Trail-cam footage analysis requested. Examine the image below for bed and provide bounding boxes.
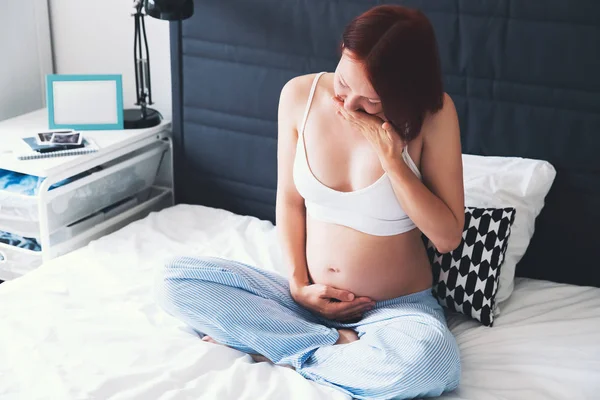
[2,0,600,399]
[0,205,598,399]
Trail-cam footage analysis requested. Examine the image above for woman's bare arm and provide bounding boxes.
[332,93,464,253]
[384,94,465,253]
[275,77,311,292]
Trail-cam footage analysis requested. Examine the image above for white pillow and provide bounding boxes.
[461,154,556,304]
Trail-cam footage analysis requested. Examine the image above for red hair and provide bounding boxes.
[342,5,444,142]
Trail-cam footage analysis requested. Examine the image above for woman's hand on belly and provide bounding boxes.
[291,283,375,322]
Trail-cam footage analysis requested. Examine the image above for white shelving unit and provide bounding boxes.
[0,109,175,280]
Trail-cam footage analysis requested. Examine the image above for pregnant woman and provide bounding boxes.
[157,5,463,400]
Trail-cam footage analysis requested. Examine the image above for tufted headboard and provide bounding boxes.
[169,1,600,288]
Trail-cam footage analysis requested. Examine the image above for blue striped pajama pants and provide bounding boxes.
[156,256,461,400]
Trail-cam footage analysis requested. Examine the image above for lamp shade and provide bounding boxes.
[145,0,194,21]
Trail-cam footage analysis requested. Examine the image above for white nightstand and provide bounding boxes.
[0,109,174,280]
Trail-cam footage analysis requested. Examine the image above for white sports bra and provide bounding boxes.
[293,72,422,236]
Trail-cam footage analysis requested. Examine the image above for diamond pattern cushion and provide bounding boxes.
[424,207,517,326]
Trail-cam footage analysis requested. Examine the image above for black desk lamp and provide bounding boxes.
[124,0,194,129]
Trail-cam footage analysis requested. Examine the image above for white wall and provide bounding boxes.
[48,0,173,121]
[0,0,53,121]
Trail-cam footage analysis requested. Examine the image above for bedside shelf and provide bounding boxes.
[0,109,175,280]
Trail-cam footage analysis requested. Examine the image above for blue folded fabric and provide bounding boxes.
[0,170,41,196]
[0,168,98,196]
[0,230,41,251]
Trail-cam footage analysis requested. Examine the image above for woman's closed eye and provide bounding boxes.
[364,99,382,114]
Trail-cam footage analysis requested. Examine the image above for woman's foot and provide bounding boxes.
[201,335,219,345]
[202,336,273,364]
[335,329,359,345]
[202,330,358,368]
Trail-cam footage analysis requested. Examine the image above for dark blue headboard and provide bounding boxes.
[170,1,600,288]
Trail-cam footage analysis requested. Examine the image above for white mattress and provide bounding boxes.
[1,205,599,400]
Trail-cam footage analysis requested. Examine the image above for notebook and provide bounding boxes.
[17,137,99,160]
[23,136,85,153]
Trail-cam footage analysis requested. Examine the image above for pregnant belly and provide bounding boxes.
[305,217,433,301]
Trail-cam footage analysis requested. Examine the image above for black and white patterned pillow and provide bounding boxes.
[424,207,516,326]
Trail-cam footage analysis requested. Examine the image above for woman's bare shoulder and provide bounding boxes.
[278,74,321,133]
[280,74,319,104]
[421,93,459,142]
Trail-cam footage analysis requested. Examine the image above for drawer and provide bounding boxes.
[0,186,172,280]
[0,141,168,237]
[0,242,42,281]
[49,194,140,245]
[50,186,172,259]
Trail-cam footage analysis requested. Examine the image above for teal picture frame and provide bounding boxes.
[46,74,124,130]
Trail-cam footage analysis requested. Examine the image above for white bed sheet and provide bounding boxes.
[1,205,599,400]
